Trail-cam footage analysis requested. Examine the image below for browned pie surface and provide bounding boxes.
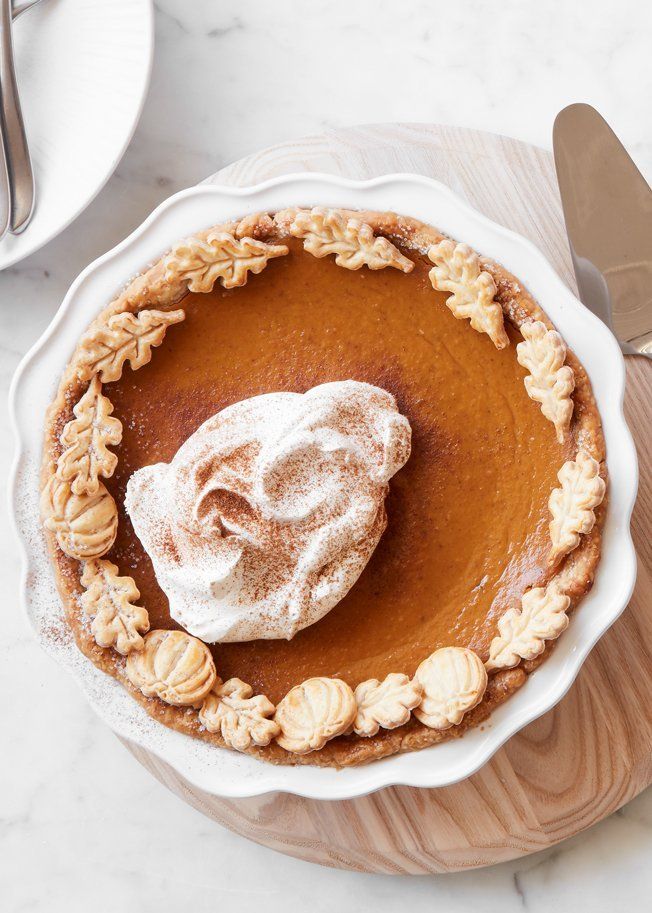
[103,240,572,704]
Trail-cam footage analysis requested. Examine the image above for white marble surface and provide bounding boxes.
[2,1,651,909]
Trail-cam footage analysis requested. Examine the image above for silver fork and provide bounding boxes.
[0,0,45,241]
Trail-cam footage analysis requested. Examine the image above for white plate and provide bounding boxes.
[9,174,638,800]
[0,0,153,269]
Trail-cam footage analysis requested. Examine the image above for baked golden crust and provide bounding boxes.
[290,207,414,272]
[516,320,575,442]
[353,674,423,737]
[199,678,280,751]
[414,647,488,729]
[56,376,122,496]
[40,208,606,767]
[126,629,216,706]
[427,239,509,349]
[80,558,149,655]
[486,581,571,672]
[275,677,357,754]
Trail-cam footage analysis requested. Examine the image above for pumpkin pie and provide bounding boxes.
[40,207,606,767]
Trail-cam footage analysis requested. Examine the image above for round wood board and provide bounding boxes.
[121,124,652,874]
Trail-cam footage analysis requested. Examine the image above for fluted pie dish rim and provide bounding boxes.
[10,174,637,799]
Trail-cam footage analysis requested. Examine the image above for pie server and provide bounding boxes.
[553,103,652,358]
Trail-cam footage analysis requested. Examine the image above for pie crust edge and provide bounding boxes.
[39,208,607,768]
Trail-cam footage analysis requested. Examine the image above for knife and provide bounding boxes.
[553,103,652,358]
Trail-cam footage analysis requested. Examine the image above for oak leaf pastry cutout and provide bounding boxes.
[164,232,289,293]
[126,629,216,707]
[516,320,575,442]
[55,376,122,496]
[80,559,149,655]
[413,647,488,730]
[486,582,571,672]
[428,239,509,349]
[353,673,423,737]
[76,308,185,383]
[290,207,414,272]
[40,476,118,560]
[549,450,606,566]
[199,677,280,752]
[274,676,357,754]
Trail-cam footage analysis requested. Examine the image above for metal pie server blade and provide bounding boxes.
[553,103,652,357]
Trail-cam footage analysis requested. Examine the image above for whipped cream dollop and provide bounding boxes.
[125,380,411,643]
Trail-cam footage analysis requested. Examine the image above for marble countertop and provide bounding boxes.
[3,1,651,909]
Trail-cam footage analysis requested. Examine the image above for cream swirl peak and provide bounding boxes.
[125,381,412,643]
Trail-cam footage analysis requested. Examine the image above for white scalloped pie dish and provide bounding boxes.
[9,174,638,800]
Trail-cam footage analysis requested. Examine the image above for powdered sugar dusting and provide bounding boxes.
[13,446,281,792]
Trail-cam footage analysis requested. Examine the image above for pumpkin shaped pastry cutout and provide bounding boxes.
[414,647,488,730]
[40,475,118,561]
[126,630,216,707]
[275,677,357,754]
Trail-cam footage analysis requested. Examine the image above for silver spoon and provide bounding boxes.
[0,0,44,240]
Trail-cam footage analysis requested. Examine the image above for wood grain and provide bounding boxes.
[122,124,652,874]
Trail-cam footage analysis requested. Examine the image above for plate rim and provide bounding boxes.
[0,0,155,270]
[9,172,639,800]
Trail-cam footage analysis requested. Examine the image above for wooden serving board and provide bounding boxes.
[122,124,652,874]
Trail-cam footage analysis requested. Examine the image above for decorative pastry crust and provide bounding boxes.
[428,240,509,349]
[80,559,149,655]
[126,629,216,707]
[164,232,289,293]
[274,677,357,754]
[55,376,122,496]
[353,673,423,737]
[290,207,414,272]
[75,308,185,383]
[549,450,606,566]
[39,208,606,768]
[40,476,118,560]
[516,320,575,442]
[199,677,280,751]
[413,647,488,730]
[486,582,571,672]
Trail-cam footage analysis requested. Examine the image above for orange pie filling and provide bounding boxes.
[41,209,606,767]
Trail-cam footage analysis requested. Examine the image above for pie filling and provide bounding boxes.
[41,208,606,766]
[105,243,572,701]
